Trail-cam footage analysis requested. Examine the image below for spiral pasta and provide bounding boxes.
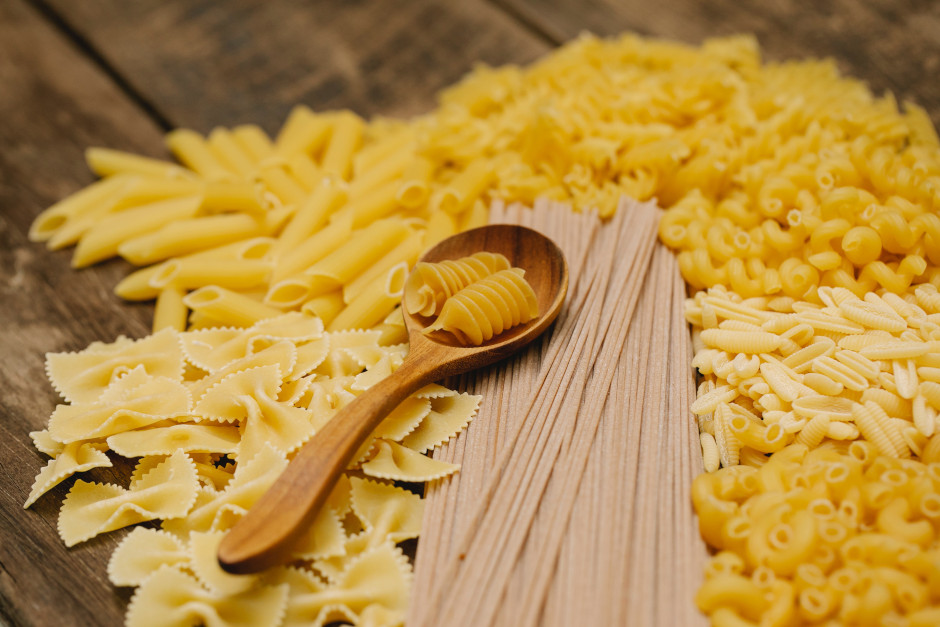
[424,268,539,345]
[404,252,511,317]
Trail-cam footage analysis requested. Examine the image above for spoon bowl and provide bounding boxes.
[218,224,568,574]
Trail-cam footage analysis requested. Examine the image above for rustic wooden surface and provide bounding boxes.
[1,0,938,624]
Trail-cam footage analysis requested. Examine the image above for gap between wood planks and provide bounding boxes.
[29,0,175,131]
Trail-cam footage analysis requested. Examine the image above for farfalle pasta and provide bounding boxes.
[26,313,478,626]
[24,25,940,627]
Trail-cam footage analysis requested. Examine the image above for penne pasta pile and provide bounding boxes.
[24,30,940,627]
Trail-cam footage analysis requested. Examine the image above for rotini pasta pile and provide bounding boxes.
[25,29,940,627]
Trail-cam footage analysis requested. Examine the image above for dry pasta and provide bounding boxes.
[26,316,479,626]
[421,268,539,345]
[24,27,940,627]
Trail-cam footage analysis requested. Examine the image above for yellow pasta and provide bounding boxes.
[404,252,512,317]
[321,110,365,180]
[423,268,538,345]
[183,286,283,327]
[165,128,233,181]
[85,147,192,180]
[118,208,291,266]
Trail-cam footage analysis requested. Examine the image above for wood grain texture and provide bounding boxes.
[219,224,568,574]
[0,1,168,625]
[38,0,551,133]
[496,0,940,125]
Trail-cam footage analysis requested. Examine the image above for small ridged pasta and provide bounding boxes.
[404,252,511,317]
[424,268,539,345]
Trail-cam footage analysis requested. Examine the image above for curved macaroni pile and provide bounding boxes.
[25,29,940,627]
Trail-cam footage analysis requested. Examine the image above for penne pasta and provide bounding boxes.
[117,208,291,266]
[182,286,282,327]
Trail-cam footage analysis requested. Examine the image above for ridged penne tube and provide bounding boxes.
[271,176,347,258]
[207,127,256,178]
[29,175,137,243]
[404,252,512,317]
[153,287,188,333]
[347,142,413,200]
[71,196,202,268]
[700,329,783,354]
[149,258,270,291]
[45,175,141,250]
[286,152,322,191]
[424,269,538,345]
[302,218,410,297]
[353,127,414,177]
[85,147,192,180]
[396,156,435,208]
[264,275,317,310]
[200,182,266,216]
[343,179,401,228]
[270,213,353,283]
[328,262,410,332]
[231,125,276,162]
[182,286,282,328]
[117,208,291,266]
[300,291,345,326]
[433,158,493,214]
[257,165,308,206]
[321,111,364,180]
[166,129,233,181]
[423,211,458,249]
[459,198,489,231]
[109,177,204,211]
[114,238,268,301]
[274,105,332,158]
[344,231,424,304]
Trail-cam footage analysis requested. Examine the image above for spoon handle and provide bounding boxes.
[217,353,437,574]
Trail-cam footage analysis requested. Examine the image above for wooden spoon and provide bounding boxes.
[217,224,568,574]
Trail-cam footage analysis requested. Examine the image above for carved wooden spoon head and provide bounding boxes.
[217,224,566,575]
[401,224,569,376]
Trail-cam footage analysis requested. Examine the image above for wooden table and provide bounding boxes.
[1,1,938,624]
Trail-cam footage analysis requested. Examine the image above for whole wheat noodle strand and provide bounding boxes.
[421,207,659,625]
[515,209,661,624]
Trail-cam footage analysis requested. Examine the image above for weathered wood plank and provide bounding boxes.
[39,0,551,133]
[0,1,168,625]
[495,0,940,124]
